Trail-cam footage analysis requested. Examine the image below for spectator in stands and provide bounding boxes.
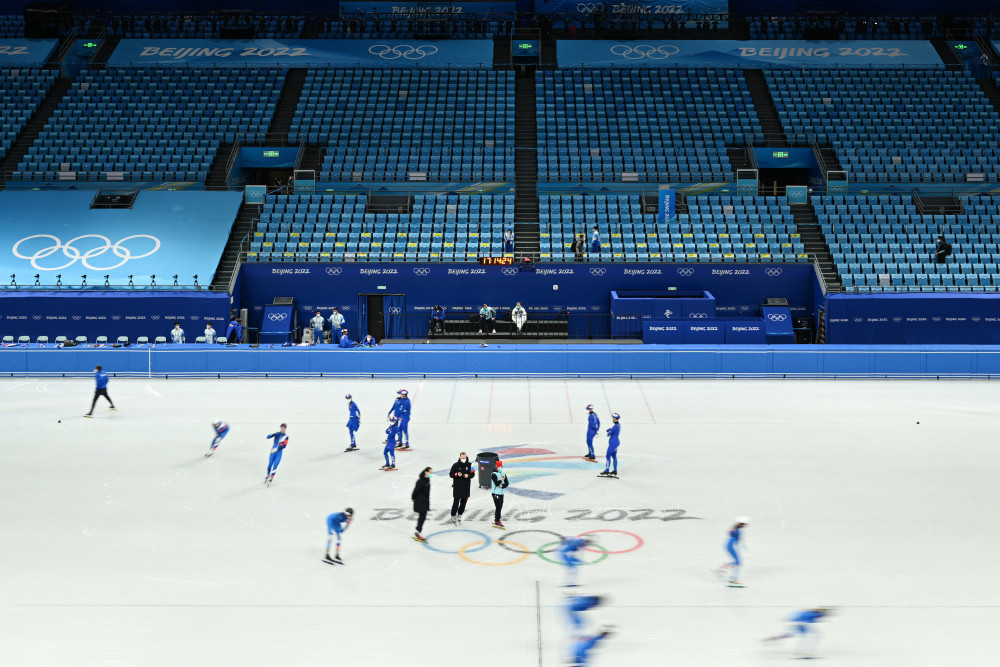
[204,322,216,345]
[591,226,601,255]
[310,310,325,346]
[170,322,185,344]
[935,235,952,264]
[429,305,446,336]
[338,328,357,348]
[329,307,346,334]
[572,234,586,261]
[504,226,514,254]
[479,303,497,335]
[226,315,243,344]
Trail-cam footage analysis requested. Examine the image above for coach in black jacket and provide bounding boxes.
[449,452,474,524]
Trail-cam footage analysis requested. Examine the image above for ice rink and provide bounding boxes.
[2,377,999,666]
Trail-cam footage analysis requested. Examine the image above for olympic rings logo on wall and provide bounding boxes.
[12,234,160,271]
[418,528,644,567]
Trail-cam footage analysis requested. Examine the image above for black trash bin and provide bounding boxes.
[477,451,498,489]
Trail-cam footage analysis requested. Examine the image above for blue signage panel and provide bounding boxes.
[827,293,1000,345]
[556,40,943,68]
[260,304,294,344]
[0,39,58,65]
[244,186,267,205]
[657,186,675,223]
[785,185,809,205]
[108,39,493,68]
[0,191,242,286]
[339,1,518,12]
[538,0,727,14]
[0,291,230,341]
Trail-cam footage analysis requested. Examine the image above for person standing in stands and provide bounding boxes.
[170,322,185,344]
[590,226,601,255]
[204,322,216,344]
[935,235,952,264]
[329,307,346,334]
[478,303,496,335]
[84,365,116,417]
[572,234,586,261]
[226,315,242,344]
[310,310,324,346]
[504,226,514,254]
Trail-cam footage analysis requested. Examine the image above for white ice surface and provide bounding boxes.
[1,378,999,666]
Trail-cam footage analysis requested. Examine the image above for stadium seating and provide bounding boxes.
[539,194,806,261]
[246,193,514,262]
[319,14,513,39]
[0,68,58,160]
[15,68,285,182]
[748,15,939,39]
[767,68,1000,183]
[536,69,761,182]
[292,69,514,182]
[820,195,1000,290]
[0,14,24,37]
[107,14,304,38]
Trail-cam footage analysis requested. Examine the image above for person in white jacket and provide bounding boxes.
[512,302,527,335]
[329,307,346,334]
[170,322,185,344]
[204,322,216,344]
[310,311,325,346]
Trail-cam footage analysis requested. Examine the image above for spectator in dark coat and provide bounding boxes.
[449,452,474,524]
[412,466,432,541]
[571,234,586,261]
[935,235,952,264]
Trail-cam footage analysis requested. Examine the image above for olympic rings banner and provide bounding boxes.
[556,40,943,68]
[538,0,727,14]
[0,190,242,287]
[108,39,493,68]
[0,291,230,341]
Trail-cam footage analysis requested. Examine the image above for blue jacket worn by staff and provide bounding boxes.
[226,319,243,343]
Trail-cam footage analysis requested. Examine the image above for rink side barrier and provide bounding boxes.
[4,344,1000,378]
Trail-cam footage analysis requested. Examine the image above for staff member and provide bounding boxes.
[412,466,432,542]
[329,307,346,333]
[478,303,496,335]
[170,322,185,344]
[449,452,474,525]
[84,365,116,418]
[204,322,217,344]
[310,310,324,346]
[512,302,527,335]
[935,235,952,264]
[226,315,243,344]
[590,226,601,254]
[490,460,509,529]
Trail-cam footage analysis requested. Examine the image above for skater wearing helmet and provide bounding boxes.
[490,460,510,529]
[324,508,354,564]
[584,404,600,461]
[396,389,411,450]
[764,607,835,659]
[716,517,750,587]
[381,417,399,470]
[599,413,621,477]
[345,394,361,451]
[205,419,229,457]
[264,423,289,486]
[387,390,404,447]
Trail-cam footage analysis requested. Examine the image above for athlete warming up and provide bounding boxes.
[599,413,621,477]
[558,536,593,587]
[584,404,600,461]
[264,423,289,486]
[205,419,229,457]
[395,389,411,449]
[380,417,399,470]
[324,508,354,564]
[565,594,614,667]
[715,516,750,587]
[764,608,835,659]
[387,391,403,447]
[83,365,116,417]
[345,394,361,451]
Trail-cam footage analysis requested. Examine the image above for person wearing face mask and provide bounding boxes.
[449,451,474,525]
[411,466,432,542]
[490,460,510,529]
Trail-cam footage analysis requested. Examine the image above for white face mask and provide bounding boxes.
[460,457,467,463]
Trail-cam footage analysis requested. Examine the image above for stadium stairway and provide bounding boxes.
[931,37,963,69]
[791,202,841,291]
[89,37,120,68]
[265,68,307,144]
[816,143,844,173]
[0,75,74,185]
[743,69,787,143]
[513,71,540,261]
[204,143,236,190]
[977,78,1000,116]
[726,145,752,171]
[212,201,259,291]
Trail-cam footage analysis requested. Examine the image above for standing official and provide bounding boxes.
[449,452,474,524]
[310,311,324,345]
[411,467,432,542]
[490,460,510,529]
[204,322,217,344]
[83,365,116,417]
[329,307,346,333]
[170,322,185,344]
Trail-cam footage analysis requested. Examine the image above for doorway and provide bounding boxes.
[358,294,407,341]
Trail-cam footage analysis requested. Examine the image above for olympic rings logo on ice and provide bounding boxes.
[589,267,607,276]
[267,313,288,321]
[418,528,644,567]
[413,267,431,276]
[676,267,695,277]
[11,234,160,271]
[609,44,680,60]
[368,44,439,60]
[325,267,343,276]
[501,267,519,277]
[766,313,787,322]
[576,2,604,13]
[764,267,783,277]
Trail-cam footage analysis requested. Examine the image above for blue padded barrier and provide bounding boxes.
[4,344,1000,378]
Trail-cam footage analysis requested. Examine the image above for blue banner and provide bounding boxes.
[0,191,242,286]
[108,39,493,68]
[0,40,58,65]
[657,187,675,223]
[339,1,517,13]
[827,293,1000,345]
[556,40,943,68]
[261,304,294,344]
[0,291,229,342]
[537,0,727,14]
[239,262,817,339]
